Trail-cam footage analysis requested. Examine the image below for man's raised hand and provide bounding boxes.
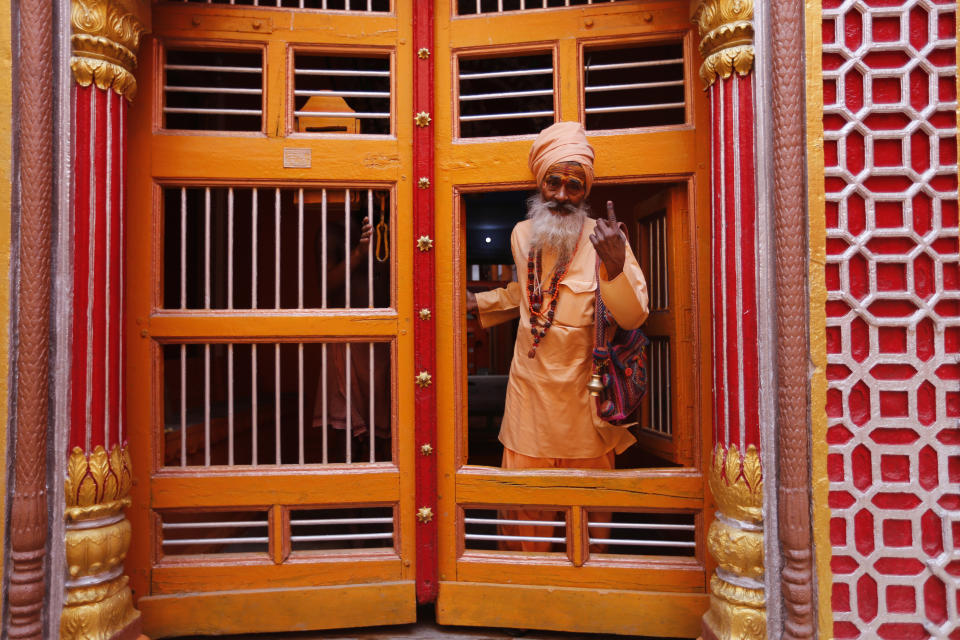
[589,201,627,280]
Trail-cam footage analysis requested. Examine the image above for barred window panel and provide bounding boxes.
[161,341,393,467]
[289,506,395,553]
[456,0,627,15]
[162,186,392,311]
[293,52,392,136]
[586,511,696,557]
[463,507,568,554]
[458,52,555,138]
[159,509,270,557]
[170,0,390,11]
[583,42,686,131]
[163,48,264,132]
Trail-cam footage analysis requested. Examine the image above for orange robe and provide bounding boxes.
[475,218,650,459]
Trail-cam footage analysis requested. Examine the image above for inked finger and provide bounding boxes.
[606,200,617,223]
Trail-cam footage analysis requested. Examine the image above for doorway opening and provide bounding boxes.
[463,182,691,470]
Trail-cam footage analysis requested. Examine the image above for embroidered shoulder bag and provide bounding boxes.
[589,257,650,425]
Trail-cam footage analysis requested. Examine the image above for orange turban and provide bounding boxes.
[528,121,595,195]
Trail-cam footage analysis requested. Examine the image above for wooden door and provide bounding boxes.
[433,2,714,637]
[126,2,417,636]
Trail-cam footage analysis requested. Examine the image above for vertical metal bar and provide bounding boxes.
[228,188,234,309]
[204,187,211,309]
[204,343,211,466]
[298,343,304,465]
[367,190,374,308]
[321,189,327,308]
[275,343,281,464]
[647,220,653,305]
[180,344,186,466]
[661,215,668,306]
[665,340,672,433]
[659,341,666,433]
[344,188,351,308]
[252,343,258,464]
[275,188,281,309]
[497,0,502,12]
[252,188,258,309]
[475,0,480,13]
[658,216,664,307]
[369,342,375,462]
[345,342,352,463]
[298,188,304,309]
[180,188,186,309]
[228,343,235,464]
[321,343,328,463]
[367,0,372,10]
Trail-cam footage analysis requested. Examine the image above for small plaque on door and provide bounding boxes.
[284,148,311,169]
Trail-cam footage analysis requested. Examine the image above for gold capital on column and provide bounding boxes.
[691,0,754,88]
[60,445,141,640]
[71,0,148,101]
[702,444,766,640]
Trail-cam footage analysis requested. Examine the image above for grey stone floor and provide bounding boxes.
[172,607,685,640]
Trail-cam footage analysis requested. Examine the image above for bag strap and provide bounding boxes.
[593,255,608,350]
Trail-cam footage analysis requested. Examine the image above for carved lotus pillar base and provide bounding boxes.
[701,445,766,640]
[61,446,141,640]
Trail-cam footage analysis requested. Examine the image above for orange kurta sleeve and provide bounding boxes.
[475,281,522,329]
[597,243,649,330]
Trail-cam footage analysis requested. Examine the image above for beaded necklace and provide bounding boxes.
[525,229,583,358]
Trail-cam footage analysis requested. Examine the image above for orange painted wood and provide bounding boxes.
[146,314,399,340]
[432,2,714,628]
[148,136,406,182]
[455,557,705,592]
[454,469,704,508]
[445,2,692,50]
[150,468,400,509]
[126,4,419,626]
[139,582,415,637]
[436,581,708,638]
[151,556,403,594]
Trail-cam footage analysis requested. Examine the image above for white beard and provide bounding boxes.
[526,193,589,263]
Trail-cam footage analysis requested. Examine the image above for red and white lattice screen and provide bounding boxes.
[822,0,959,637]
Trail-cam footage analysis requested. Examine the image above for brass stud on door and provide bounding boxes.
[420,443,433,456]
[418,177,431,189]
[418,308,432,320]
[417,236,433,252]
[417,507,433,523]
[418,47,431,59]
[415,371,432,388]
[415,111,432,127]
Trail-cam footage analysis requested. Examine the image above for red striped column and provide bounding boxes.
[710,72,760,452]
[70,84,127,455]
[694,1,766,639]
[61,0,144,637]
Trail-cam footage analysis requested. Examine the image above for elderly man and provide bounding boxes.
[465,122,649,550]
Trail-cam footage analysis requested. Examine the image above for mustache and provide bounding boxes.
[545,200,578,214]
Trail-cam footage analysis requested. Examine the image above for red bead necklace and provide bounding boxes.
[526,232,582,358]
